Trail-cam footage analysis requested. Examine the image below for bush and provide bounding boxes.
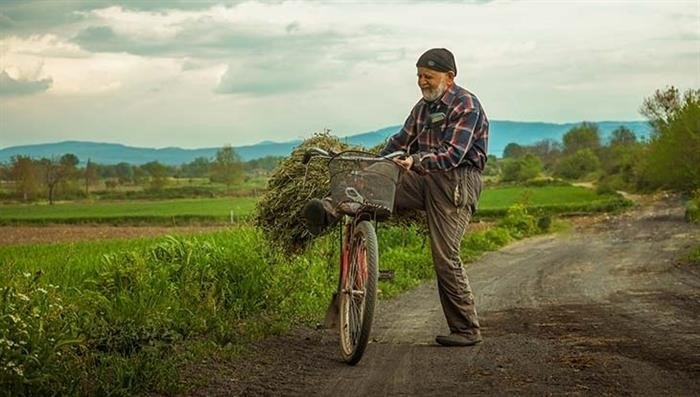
[498,204,538,238]
[554,148,601,180]
[537,215,552,232]
[596,176,619,195]
[500,154,542,183]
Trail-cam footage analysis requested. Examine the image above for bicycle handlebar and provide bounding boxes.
[302,147,406,164]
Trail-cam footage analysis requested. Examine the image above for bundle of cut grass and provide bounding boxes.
[255,131,427,254]
[254,132,355,253]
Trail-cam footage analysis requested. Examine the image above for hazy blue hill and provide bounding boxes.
[0,120,651,165]
[341,120,651,155]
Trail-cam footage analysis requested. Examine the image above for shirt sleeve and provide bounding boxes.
[414,106,479,171]
[379,108,419,156]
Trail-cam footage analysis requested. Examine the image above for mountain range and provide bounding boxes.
[0,120,651,165]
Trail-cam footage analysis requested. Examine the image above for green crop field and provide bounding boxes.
[477,185,630,217]
[480,185,618,209]
[0,197,257,225]
[0,185,629,225]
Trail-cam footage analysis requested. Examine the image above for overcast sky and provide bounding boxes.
[0,0,698,149]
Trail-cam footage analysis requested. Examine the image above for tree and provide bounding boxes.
[182,157,211,178]
[554,149,600,180]
[9,155,40,201]
[141,161,169,191]
[501,154,542,182]
[528,139,562,170]
[211,145,244,187]
[244,156,283,173]
[0,163,8,181]
[41,154,79,204]
[84,159,98,195]
[609,126,637,147]
[640,86,683,132]
[640,86,700,192]
[599,126,639,185]
[115,162,134,185]
[562,122,601,155]
[503,142,526,158]
[483,154,500,177]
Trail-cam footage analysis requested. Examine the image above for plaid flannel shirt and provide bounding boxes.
[380,83,489,172]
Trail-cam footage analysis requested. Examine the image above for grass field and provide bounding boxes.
[0,184,622,395]
[0,185,629,225]
[0,197,257,225]
[477,185,630,217]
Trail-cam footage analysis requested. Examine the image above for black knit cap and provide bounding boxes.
[416,48,457,75]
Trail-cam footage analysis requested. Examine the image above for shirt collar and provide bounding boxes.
[440,83,459,107]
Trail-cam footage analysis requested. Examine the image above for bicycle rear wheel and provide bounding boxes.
[339,220,378,365]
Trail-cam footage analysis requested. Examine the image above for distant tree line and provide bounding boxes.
[485,86,699,194]
[0,146,283,203]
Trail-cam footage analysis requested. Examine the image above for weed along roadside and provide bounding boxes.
[0,199,578,395]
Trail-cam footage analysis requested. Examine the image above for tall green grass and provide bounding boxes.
[1,227,338,395]
[0,202,549,395]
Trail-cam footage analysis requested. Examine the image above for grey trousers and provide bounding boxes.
[394,166,482,336]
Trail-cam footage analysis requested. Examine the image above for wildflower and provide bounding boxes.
[17,293,30,302]
[37,288,48,294]
[23,273,31,278]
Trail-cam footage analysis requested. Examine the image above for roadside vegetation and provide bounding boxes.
[1,204,550,395]
[1,86,697,395]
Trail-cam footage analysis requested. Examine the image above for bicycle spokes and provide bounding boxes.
[342,236,368,352]
[338,221,378,365]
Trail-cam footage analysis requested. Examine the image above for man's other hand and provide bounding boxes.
[394,156,413,171]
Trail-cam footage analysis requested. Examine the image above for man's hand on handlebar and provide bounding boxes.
[393,155,413,171]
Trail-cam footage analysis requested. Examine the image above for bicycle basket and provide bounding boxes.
[328,152,401,215]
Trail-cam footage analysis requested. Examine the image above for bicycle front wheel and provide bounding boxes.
[339,220,378,365]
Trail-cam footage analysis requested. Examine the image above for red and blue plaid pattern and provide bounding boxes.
[381,83,489,172]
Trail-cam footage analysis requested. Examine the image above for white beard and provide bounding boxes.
[421,81,448,102]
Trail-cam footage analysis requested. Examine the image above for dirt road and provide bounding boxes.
[189,197,699,396]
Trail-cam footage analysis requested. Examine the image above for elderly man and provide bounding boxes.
[305,48,488,346]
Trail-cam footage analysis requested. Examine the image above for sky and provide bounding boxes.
[0,0,698,149]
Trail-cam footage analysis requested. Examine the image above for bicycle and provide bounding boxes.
[303,148,405,365]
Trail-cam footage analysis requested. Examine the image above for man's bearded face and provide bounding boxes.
[417,67,452,102]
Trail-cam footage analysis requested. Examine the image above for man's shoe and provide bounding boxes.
[435,333,482,347]
[303,198,338,236]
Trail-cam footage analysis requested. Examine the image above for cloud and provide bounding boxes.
[0,70,52,96]
[2,34,89,58]
[65,2,411,62]
[214,51,346,95]
[0,0,234,33]
[73,25,172,55]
